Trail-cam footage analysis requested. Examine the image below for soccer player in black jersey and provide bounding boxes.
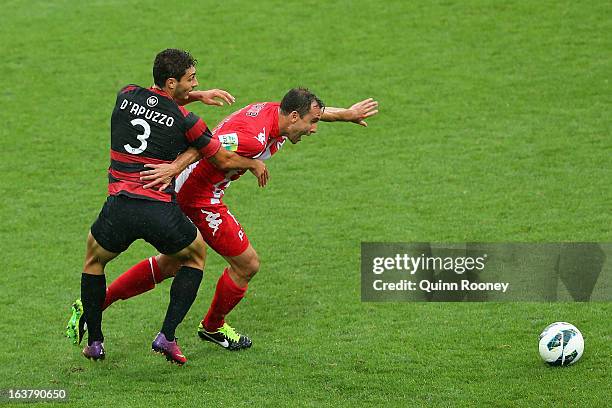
[77,49,268,365]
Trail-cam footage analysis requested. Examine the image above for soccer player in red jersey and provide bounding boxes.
[70,88,377,351]
[73,49,268,365]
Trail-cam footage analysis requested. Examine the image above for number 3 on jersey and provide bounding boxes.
[124,118,150,154]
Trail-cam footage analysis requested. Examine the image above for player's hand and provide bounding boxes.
[140,163,179,191]
[348,98,379,127]
[249,160,269,188]
[190,89,236,106]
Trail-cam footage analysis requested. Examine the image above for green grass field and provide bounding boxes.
[1,0,610,406]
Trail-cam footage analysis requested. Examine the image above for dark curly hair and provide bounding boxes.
[280,88,325,118]
[152,49,197,88]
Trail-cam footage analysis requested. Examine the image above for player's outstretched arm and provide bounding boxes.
[321,98,379,127]
[141,147,201,190]
[177,89,236,106]
[209,149,269,187]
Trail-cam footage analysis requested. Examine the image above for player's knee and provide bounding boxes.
[250,255,260,276]
[156,255,181,280]
[172,237,206,269]
[241,254,260,281]
[188,247,206,268]
[191,235,207,264]
[83,234,110,274]
[83,255,103,274]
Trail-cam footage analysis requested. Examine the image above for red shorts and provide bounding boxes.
[180,204,250,257]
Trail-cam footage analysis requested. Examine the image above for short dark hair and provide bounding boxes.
[280,88,325,117]
[152,48,197,88]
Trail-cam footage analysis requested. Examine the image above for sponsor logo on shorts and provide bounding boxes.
[201,210,222,236]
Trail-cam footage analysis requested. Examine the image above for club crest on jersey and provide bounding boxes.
[218,133,239,152]
[146,96,158,107]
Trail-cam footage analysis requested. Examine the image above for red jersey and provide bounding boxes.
[109,85,221,202]
[177,102,285,206]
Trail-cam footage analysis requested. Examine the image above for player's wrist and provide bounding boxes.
[344,110,359,122]
[185,91,201,104]
[249,161,262,172]
[169,162,183,176]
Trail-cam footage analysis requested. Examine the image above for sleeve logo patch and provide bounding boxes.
[218,133,239,151]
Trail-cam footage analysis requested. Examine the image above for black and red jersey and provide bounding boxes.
[108,85,220,202]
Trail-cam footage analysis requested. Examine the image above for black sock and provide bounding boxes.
[81,273,106,345]
[160,266,203,341]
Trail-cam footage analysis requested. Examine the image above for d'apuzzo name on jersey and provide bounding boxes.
[119,99,174,127]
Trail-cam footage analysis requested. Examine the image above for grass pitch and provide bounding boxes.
[1,1,610,406]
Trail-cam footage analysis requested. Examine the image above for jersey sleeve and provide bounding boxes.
[217,127,266,158]
[184,112,221,158]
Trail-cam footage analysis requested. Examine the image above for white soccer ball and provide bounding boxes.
[538,322,584,366]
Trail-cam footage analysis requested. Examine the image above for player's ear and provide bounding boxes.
[290,111,299,123]
[166,77,177,90]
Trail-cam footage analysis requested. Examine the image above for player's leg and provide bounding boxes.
[204,244,258,328]
[180,204,254,350]
[198,244,258,350]
[74,195,137,360]
[158,231,207,340]
[67,232,119,348]
[146,202,207,365]
[68,254,179,348]
[80,231,120,360]
[102,254,180,310]
[152,234,206,365]
[67,196,132,351]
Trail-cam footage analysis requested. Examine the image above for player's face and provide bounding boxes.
[172,66,198,102]
[286,102,322,144]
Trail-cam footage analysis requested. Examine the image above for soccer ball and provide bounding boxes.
[538,322,584,366]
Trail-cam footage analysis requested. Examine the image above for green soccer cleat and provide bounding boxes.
[66,299,87,345]
[197,322,252,351]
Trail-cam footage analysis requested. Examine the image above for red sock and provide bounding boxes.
[102,257,164,310]
[203,268,247,331]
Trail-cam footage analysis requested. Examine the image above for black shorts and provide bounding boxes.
[90,194,197,255]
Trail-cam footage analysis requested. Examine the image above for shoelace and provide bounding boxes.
[219,324,240,342]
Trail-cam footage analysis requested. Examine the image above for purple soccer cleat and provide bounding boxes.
[82,341,105,361]
[152,332,187,366]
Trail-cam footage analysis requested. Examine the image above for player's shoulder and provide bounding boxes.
[117,85,176,104]
[214,102,278,137]
[242,102,279,118]
[117,84,142,96]
[115,84,162,106]
[177,104,193,118]
[233,102,279,130]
